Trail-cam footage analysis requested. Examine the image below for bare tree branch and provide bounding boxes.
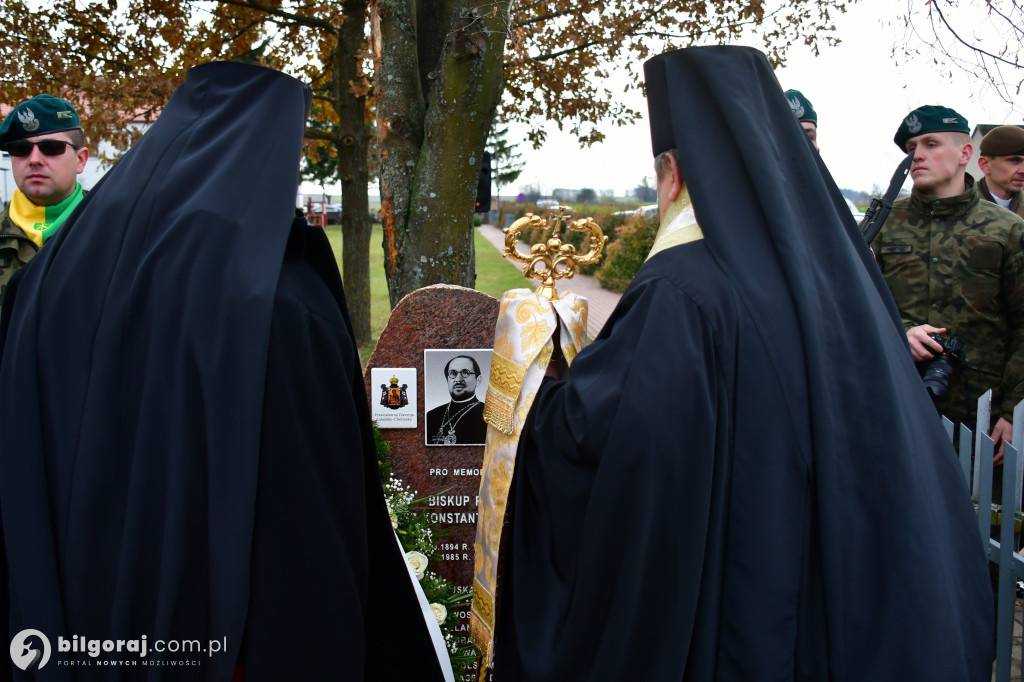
[930,0,1021,68]
[216,0,341,32]
[304,127,339,141]
[527,5,785,62]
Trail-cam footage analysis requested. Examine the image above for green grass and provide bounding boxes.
[323,224,530,357]
[323,224,391,342]
[472,226,535,296]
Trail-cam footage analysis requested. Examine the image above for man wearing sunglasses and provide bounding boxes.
[0,94,89,307]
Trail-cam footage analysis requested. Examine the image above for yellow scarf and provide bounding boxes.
[8,183,84,247]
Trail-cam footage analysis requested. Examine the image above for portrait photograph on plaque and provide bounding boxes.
[424,348,492,446]
[370,367,417,428]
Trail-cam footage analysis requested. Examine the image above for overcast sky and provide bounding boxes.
[506,0,1023,198]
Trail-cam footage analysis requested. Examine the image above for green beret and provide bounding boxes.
[893,105,969,151]
[980,125,1024,157]
[784,89,816,125]
[0,94,81,147]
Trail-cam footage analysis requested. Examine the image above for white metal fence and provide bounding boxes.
[946,390,1023,681]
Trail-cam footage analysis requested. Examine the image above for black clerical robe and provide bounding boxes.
[0,62,445,681]
[492,44,992,682]
[493,238,993,681]
[427,398,487,445]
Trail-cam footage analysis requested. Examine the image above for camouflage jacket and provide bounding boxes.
[875,176,1024,424]
[0,209,39,314]
[978,176,1024,221]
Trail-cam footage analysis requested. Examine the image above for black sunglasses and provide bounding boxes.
[3,139,81,158]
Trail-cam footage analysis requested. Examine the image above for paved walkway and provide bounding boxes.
[477,223,622,340]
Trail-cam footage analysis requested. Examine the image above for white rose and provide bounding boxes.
[405,551,429,580]
[430,603,447,625]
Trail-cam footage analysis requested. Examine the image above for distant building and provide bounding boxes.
[633,185,657,203]
[297,192,341,207]
[967,123,1024,182]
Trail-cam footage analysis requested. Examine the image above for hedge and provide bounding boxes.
[594,210,659,293]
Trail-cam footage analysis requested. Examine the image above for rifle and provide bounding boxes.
[860,152,913,245]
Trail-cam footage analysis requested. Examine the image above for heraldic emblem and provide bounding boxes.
[787,96,804,119]
[380,376,409,409]
[17,108,41,133]
[905,113,922,135]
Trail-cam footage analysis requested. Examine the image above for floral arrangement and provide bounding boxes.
[375,424,478,679]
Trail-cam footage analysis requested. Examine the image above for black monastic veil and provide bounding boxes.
[0,62,446,681]
[493,46,993,681]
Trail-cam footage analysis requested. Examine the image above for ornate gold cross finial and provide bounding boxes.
[502,207,608,300]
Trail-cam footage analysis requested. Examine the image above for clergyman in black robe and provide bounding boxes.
[491,46,993,681]
[426,354,487,445]
[0,62,450,681]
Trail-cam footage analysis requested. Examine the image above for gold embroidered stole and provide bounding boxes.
[472,288,588,677]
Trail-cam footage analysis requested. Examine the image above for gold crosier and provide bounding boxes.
[502,208,608,299]
[472,209,606,681]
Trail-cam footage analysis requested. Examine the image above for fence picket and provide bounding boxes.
[974,390,993,497]
[979,433,996,551]
[997,440,1018,681]
[959,421,973,489]
[951,392,1024,682]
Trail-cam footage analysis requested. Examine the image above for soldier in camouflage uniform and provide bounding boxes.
[0,95,89,310]
[0,217,37,306]
[875,105,1024,463]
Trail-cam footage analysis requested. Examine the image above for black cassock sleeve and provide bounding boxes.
[494,276,733,681]
[242,230,444,681]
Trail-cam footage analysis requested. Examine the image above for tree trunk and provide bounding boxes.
[336,0,372,344]
[372,0,509,307]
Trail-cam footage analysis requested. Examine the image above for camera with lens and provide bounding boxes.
[920,333,968,403]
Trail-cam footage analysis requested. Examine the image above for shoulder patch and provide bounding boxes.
[879,244,913,255]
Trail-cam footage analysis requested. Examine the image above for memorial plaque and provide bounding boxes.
[371,367,417,428]
[365,284,499,589]
[424,349,492,446]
